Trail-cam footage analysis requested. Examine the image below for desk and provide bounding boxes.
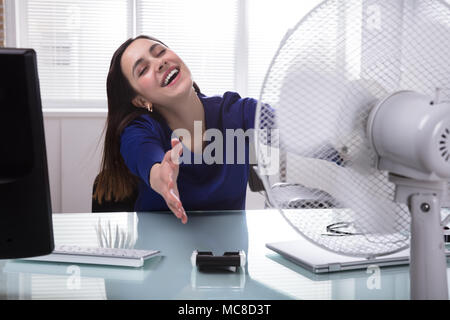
[0,210,447,299]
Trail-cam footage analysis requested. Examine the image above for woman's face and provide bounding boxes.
[121,38,193,108]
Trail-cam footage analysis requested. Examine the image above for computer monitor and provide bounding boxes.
[0,48,54,259]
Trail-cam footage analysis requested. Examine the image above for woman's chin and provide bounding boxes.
[166,78,193,97]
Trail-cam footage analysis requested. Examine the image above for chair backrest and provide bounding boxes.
[248,165,265,192]
[91,174,137,212]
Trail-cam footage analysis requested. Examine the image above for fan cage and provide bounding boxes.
[255,0,450,257]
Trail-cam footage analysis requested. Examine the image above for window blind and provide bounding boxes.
[13,0,321,107]
[136,0,238,97]
[19,0,132,107]
[0,0,4,47]
[247,0,323,99]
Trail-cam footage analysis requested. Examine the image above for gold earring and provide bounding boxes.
[146,103,153,112]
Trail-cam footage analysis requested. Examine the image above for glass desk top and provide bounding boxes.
[0,209,448,300]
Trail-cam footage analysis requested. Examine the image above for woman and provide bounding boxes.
[94,35,257,224]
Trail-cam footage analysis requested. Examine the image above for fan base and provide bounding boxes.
[409,193,448,300]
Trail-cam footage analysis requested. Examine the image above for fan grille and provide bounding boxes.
[256,0,450,257]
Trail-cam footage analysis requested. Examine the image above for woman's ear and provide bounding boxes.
[132,96,153,112]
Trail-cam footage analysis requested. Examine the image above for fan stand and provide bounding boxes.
[389,174,449,300]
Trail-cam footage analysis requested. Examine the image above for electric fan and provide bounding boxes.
[255,0,450,300]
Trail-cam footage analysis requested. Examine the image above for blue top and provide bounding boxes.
[120,91,257,211]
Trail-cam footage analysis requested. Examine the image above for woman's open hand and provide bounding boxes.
[149,138,187,224]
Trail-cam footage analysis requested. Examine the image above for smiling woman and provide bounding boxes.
[94,35,258,223]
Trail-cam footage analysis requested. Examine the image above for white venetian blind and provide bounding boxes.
[247,0,323,99]
[136,0,238,97]
[0,0,4,47]
[21,0,132,107]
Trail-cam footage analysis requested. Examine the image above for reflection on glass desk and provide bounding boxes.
[0,210,449,300]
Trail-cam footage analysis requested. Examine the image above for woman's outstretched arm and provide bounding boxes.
[149,139,187,224]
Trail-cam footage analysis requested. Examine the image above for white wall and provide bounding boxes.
[43,110,107,213]
[43,111,265,213]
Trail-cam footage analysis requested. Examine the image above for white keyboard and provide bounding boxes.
[23,245,160,268]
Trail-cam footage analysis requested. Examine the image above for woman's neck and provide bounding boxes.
[157,88,206,152]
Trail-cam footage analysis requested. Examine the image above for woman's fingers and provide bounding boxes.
[169,188,181,204]
[180,208,188,224]
[158,138,187,224]
[166,187,187,224]
[171,186,188,224]
[170,138,183,165]
[165,189,181,216]
[168,201,183,220]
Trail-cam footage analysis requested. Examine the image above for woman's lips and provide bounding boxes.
[166,69,181,88]
[161,66,180,87]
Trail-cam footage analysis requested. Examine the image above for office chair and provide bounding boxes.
[250,142,338,209]
[248,165,265,192]
[91,173,138,212]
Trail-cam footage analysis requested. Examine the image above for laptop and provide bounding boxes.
[266,237,450,274]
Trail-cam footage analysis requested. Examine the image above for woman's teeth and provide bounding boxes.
[164,68,179,87]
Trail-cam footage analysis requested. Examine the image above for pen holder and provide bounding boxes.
[94,218,137,249]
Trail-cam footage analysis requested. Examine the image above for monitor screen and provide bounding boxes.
[0,48,54,259]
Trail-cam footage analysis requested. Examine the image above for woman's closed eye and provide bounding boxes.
[157,49,166,57]
[138,50,166,77]
[139,66,148,77]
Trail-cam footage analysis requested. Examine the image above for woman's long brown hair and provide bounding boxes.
[93,35,200,204]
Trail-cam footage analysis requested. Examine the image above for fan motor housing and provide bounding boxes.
[367,90,450,181]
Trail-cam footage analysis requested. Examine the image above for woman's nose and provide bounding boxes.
[158,61,167,72]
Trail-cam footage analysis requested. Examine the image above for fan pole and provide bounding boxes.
[409,193,448,300]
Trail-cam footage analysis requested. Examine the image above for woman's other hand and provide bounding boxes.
[150,138,187,224]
